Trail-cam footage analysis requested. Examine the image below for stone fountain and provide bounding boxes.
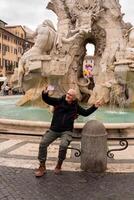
[11,0,134,108]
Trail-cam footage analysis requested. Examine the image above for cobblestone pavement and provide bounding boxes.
[0,134,134,200]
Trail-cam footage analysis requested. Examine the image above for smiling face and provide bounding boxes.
[65,89,76,104]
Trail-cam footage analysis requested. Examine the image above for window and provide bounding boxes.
[18,47,22,54]
[2,45,6,54]
[2,59,5,67]
[14,48,17,54]
[11,46,13,53]
[7,46,10,52]
[4,35,7,40]
[14,39,17,44]
[5,59,8,67]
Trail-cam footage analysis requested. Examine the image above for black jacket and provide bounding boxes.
[42,92,98,132]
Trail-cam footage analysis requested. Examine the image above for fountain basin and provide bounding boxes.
[0,96,134,138]
[0,96,134,123]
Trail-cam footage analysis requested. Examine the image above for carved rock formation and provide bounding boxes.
[12,0,134,107]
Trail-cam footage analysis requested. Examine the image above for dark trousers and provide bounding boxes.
[38,129,72,163]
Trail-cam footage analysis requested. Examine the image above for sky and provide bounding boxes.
[0,0,134,31]
[0,0,134,56]
[0,0,57,30]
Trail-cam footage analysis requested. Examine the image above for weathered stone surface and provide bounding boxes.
[81,120,107,172]
[11,0,134,107]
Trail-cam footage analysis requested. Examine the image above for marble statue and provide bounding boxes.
[17,19,80,91]
[114,27,134,107]
[17,20,57,89]
[12,0,134,108]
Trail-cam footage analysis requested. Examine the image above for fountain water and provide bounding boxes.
[10,0,134,110]
[4,0,134,136]
[0,96,133,123]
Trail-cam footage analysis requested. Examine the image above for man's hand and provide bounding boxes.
[43,85,48,93]
[43,85,55,94]
[47,85,55,91]
[94,98,104,107]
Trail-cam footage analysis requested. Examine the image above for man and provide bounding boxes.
[35,86,102,177]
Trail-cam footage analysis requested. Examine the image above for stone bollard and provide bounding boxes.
[81,120,107,172]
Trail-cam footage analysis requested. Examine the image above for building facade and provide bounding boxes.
[0,20,33,78]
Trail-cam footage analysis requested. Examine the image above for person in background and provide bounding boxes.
[4,83,10,95]
[35,85,103,177]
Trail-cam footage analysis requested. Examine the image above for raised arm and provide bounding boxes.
[42,91,62,106]
[77,104,98,117]
[77,98,104,116]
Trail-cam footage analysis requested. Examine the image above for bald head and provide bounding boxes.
[68,89,76,97]
[65,88,77,103]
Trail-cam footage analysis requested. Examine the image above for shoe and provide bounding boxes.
[54,167,62,175]
[35,165,46,177]
[54,163,62,175]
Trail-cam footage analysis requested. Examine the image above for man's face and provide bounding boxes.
[65,90,75,103]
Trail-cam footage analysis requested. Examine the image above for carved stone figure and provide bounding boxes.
[17,19,80,90]
[17,20,57,89]
[31,20,57,55]
[113,26,134,107]
[77,77,92,96]
[13,0,134,108]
